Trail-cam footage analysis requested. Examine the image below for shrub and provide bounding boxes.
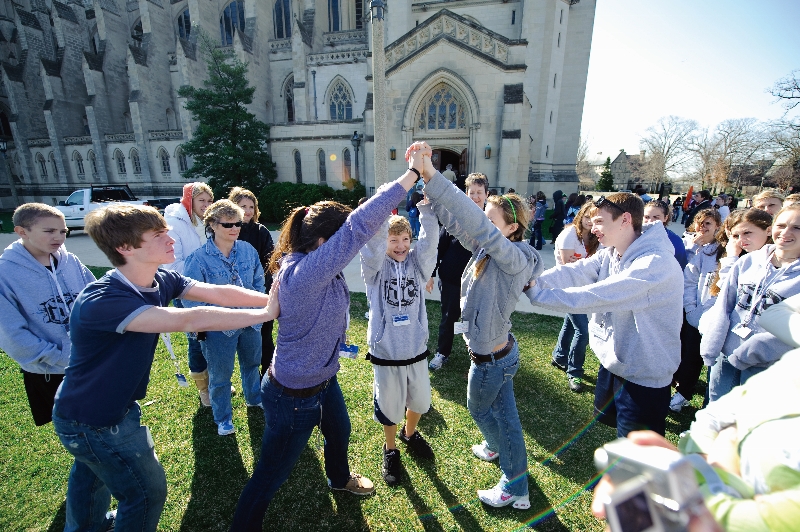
[258,181,366,223]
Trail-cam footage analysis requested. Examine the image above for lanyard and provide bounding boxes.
[743,252,788,326]
[393,260,406,314]
[48,255,71,326]
[114,270,189,387]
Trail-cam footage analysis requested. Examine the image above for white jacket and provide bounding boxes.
[163,203,205,274]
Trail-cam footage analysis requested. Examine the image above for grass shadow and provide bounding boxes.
[178,407,250,532]
[46,500,66,532]
[245,407,266,468]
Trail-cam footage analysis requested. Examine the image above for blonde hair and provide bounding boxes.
[388,215,412,237]
[85,204,167,267]
[752,189,785,204]
[783,193,800,207]
[228,187,260,224]
[203,199,244,239]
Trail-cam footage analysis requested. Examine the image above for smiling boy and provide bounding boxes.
[360,202,438,486]
[0,203,95,426]
[526,193,683,437]
[51,204,277,532]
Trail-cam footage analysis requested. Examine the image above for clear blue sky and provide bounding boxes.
[581,0,800,161]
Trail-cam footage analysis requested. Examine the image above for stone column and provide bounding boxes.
[370,3,388,187]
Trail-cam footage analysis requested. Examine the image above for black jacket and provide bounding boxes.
[684,199,713,229]
[238,221,275,291]
[432,226,472,286]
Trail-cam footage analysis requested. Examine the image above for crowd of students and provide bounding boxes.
[1,140,798,530]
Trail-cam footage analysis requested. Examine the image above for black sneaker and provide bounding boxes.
[399,426,435,459]
[382,445,401,486]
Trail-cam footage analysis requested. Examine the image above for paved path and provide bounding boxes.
[1,220,691,317]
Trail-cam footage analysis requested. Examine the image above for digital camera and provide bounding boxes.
[594,438,704,532]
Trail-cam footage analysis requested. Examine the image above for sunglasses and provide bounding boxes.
[594,196,626,215]
[218,221,243,228]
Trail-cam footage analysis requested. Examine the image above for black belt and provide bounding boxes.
[366,350,430,366]
[268,368,329,398]
[469,334,514,364]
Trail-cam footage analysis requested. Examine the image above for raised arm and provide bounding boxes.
[409,201,439,283]
[360,218,390,285]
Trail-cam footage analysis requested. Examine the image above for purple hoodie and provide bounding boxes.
[272,182,407,388]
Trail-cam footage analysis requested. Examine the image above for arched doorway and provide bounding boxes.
[431,148,466,189]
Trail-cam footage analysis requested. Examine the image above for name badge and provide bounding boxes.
[732,323,752,339]
[393,314,410,327]
[339,343,359,359]
[454,321,469,334]
[589,322,610,341]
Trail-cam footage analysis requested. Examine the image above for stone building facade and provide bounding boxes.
[0,0,595,208]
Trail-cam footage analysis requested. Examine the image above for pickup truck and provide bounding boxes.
[57,184,147,235]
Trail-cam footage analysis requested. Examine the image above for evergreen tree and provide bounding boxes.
[597,157,615,191]
[178,32,276,198]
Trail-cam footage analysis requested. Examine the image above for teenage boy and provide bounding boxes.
[526,193,683,437]
[51,204,277,532]
[0,203,95,426]
[360,204,438,486]
[684,190,713,229]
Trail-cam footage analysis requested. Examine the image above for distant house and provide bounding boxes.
[611,149,646,190]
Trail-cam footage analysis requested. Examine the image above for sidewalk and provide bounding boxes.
[0,228,565,317]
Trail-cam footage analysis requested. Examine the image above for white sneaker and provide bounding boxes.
[471,441,499,462]
[669,392,689,412]
[364,311,370,319]
[477,485,531,509]
[429,353,448,370]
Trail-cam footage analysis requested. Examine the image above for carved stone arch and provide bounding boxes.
[325,75,354,121]
[402,68,480,131]
[282,73,295,123]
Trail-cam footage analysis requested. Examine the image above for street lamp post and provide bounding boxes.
[0,139,20,207]
[351,131,363,182]
[370,0,388,188]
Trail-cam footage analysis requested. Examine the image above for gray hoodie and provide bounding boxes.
[700,245,800,370]
[684,242,720,328]
[0,241,95,374]
[360,203,438,361]
[424,172,543,355]
[526,222,683,388]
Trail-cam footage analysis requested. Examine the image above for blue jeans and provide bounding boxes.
[230,376,352,531]
[52,403,167,532]
[201,328,262,425]
[552,313,588,379]
[173,299,206,373]
[529,219,544,250]
[594,365,670,438]
[467,337,528,496]
[409,215,420,238]
[708,355,742,402]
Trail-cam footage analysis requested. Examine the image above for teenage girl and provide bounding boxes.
[229,146,424,531]
[643,199,687,269]
[701,204,800,402]
[410,141,543,510]
[669,209,721,412]
[552,202,599,392]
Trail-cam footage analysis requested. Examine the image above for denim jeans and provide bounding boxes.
[529,219,544,250]
[467,337,528,497]
[52,403,167,532]
[173,299,207,373]
[552,313,588,379]
[708,355,742,402]
[229,376,352,532]
[409,215,420,238]
[594,365,670,438]
[201,327,262,425]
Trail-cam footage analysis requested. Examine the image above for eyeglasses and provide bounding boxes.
[218,221,243,228]
[594,196,626,215]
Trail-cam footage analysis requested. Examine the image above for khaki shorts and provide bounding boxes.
[373,359,432,426]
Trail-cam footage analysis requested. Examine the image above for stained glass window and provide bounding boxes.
[418,84,467,132]
[329,79,353,121]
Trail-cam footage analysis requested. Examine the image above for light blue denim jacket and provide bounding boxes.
[182,238,265,336]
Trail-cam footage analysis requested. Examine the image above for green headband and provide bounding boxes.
[503,195,517,224]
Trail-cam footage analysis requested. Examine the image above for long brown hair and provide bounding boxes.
[228,187,260,224]
[268,201,352,274]
[474,193,530,278]
[708,208,773,296]
[572,202,600,257]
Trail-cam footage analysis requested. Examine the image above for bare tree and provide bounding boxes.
[769,70,800,113]
[711,118,770,193]
[575,136,596,190]
[767,119,800,191]
[639,116,698,190]
[688,127,720,189]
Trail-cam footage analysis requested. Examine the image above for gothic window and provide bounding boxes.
[177,9,191,40]
[73,152,85,179]
[318,150,327,182]
[355,0,364,30]
[274,0,291,39]
[220,1,245,46]
[49,152,59,178]
[159,148,171,174]
[131,20,143,48]
[176,147,189,173]
[115,149,126,175]
[343,148,351,180]
[284,76,295,123]
[131,149,142,175]
[88,150,98,177]
[417,84,467,132]
[293,150,302,183]
[328,78,353,121]
[0,112,11,137]
[37,153,47,179]
[328,0,340,32]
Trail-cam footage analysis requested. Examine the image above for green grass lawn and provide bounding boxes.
[0,292,701,531]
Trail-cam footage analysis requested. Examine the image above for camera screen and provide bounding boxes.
[615,490,654,532]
